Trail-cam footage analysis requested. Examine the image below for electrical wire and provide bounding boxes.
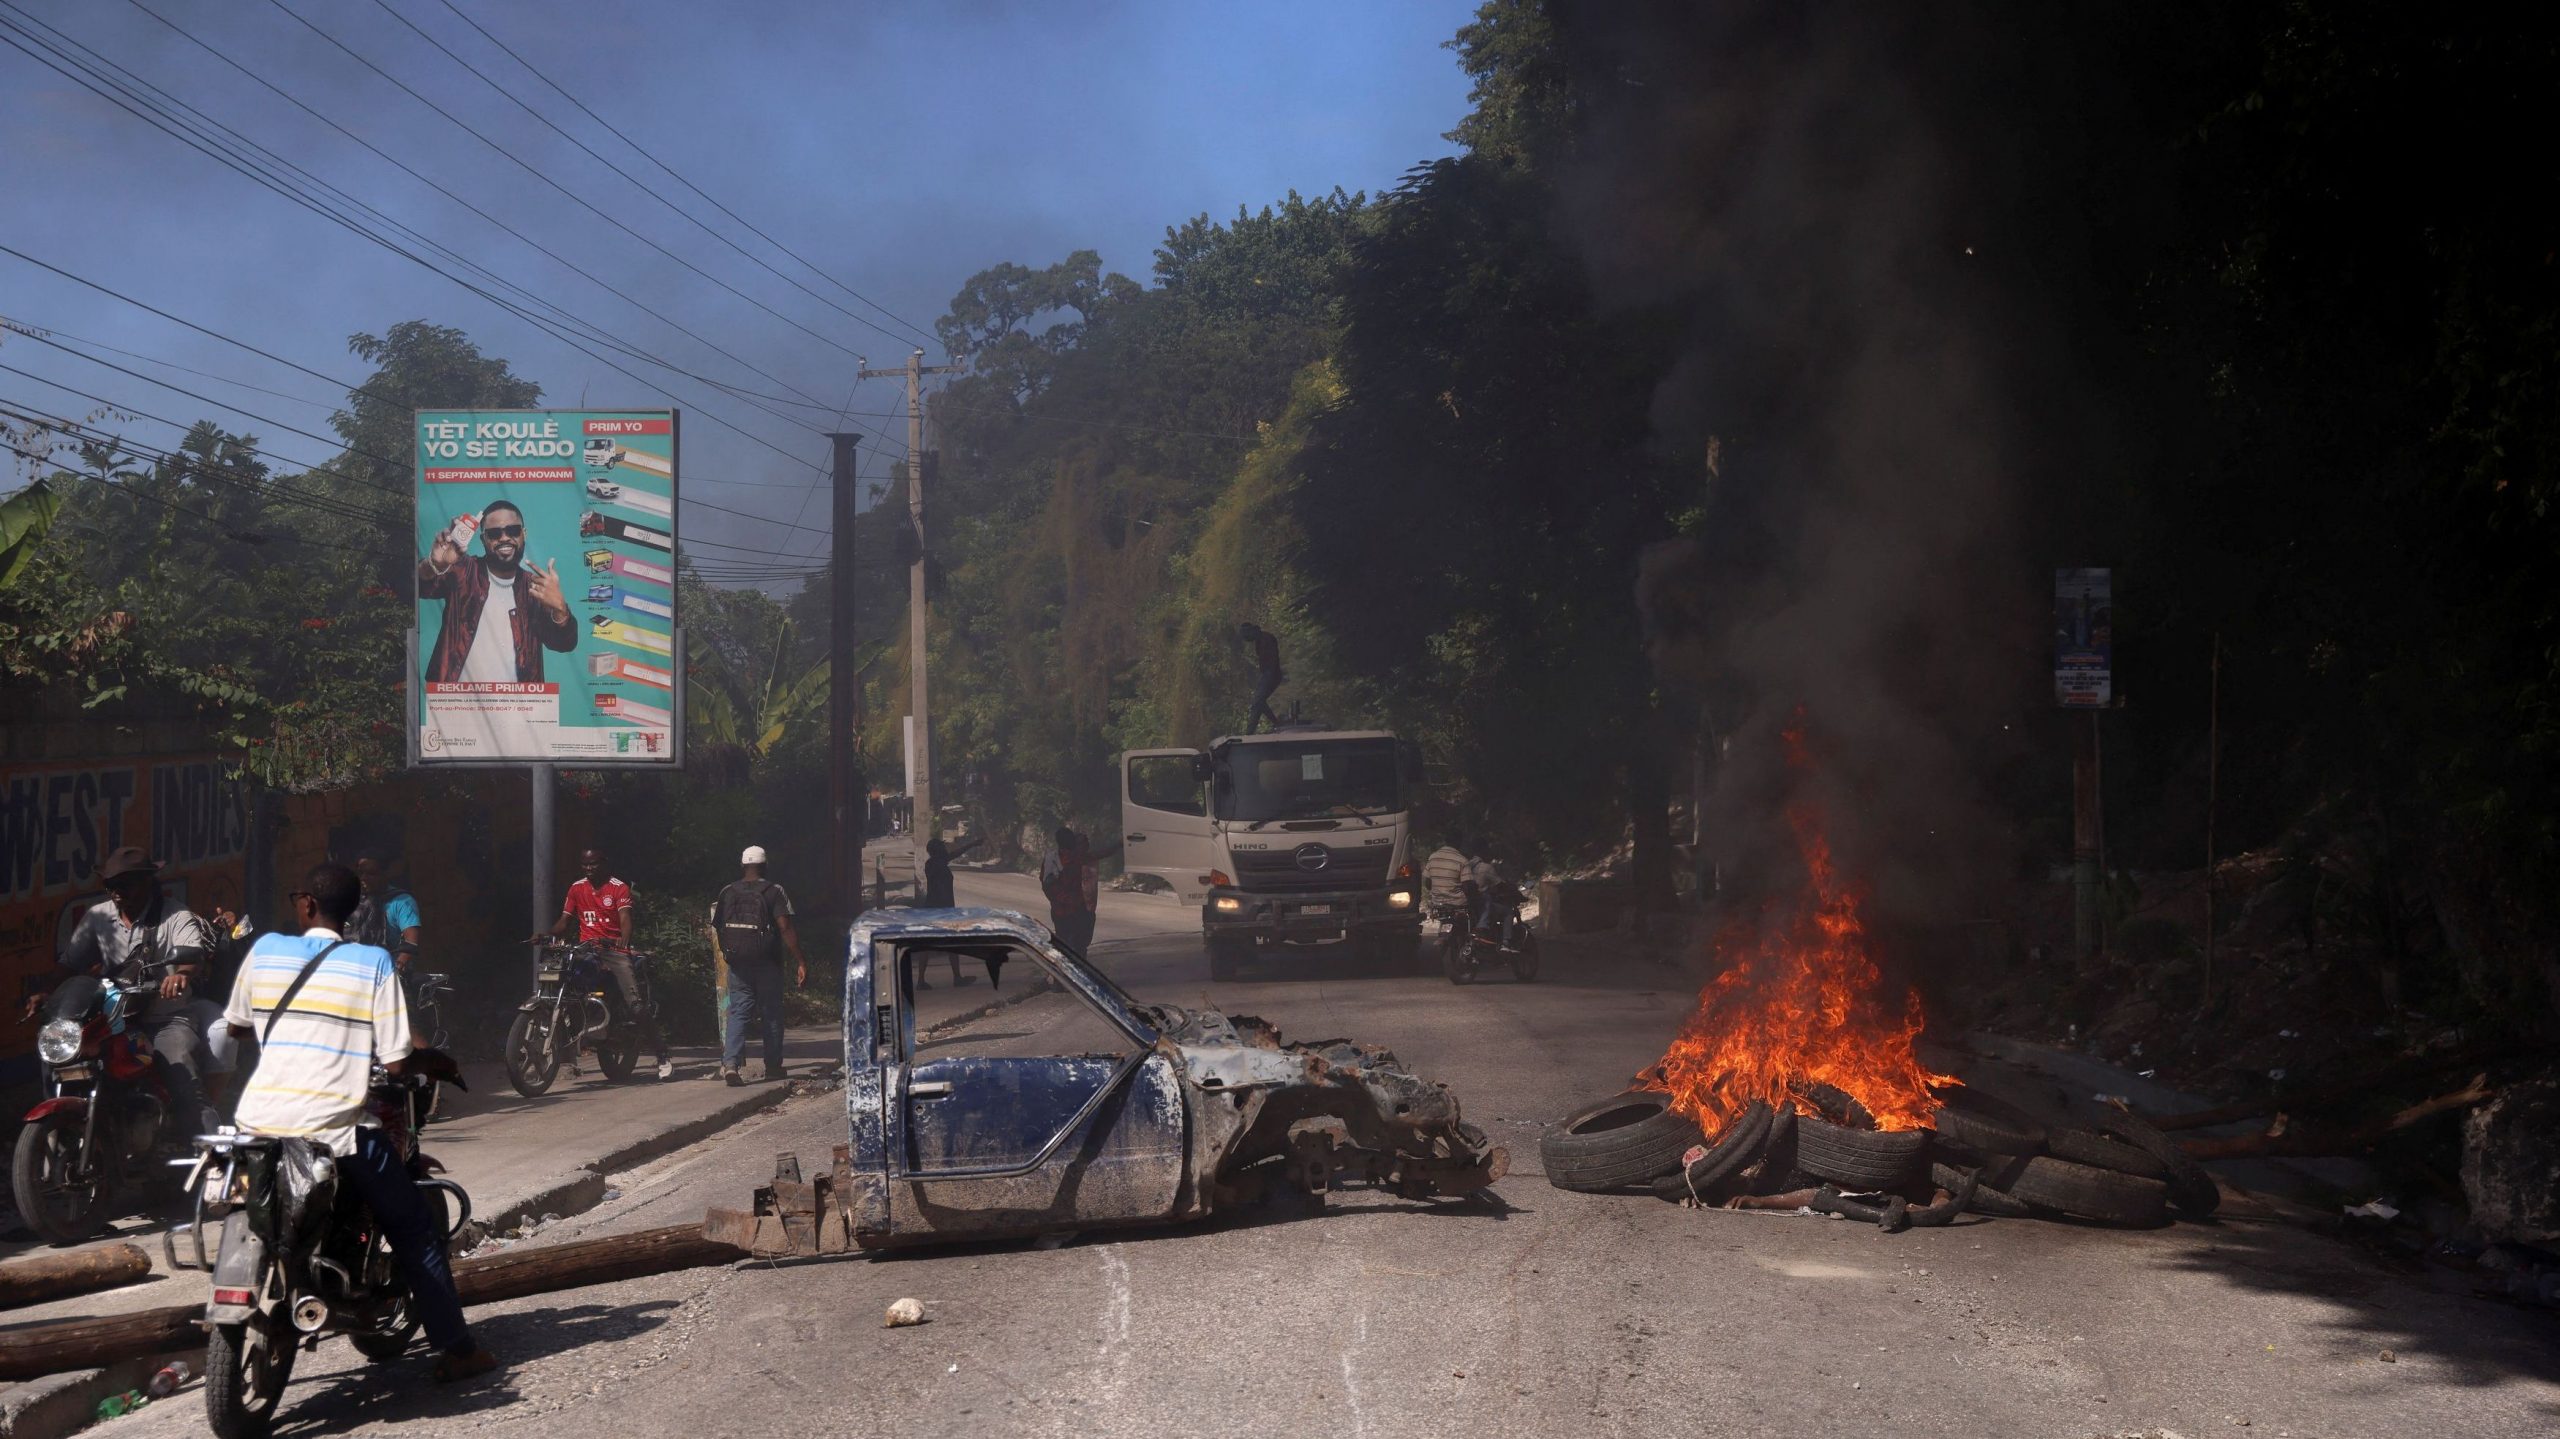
[427,0,941,352]
[2,6,903,475]
[374,0,936,354]
[265,0,872,365]
[0,319,337,412]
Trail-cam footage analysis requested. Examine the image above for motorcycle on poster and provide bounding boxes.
[409,410,681,767]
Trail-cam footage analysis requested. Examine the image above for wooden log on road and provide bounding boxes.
[0,1222,745,1382]
[0,1243,152,1310]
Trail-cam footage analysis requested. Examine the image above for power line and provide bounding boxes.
[1,398,382,543]
[429,0,941,352]
[4,5,903,474]
[95,0,893,453]
[373,0,937,354]
[265,0,873,365]
[0,319,337,412]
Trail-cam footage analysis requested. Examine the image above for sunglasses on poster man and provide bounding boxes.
[482,524,526,540]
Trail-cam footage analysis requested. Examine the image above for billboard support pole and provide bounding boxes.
[2072,713,2100,960]
[530,763,556,983]
[828,431,861,919]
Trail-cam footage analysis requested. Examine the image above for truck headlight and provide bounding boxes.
[1387,891,1414,909]
[38,1018,85,1065]
[1212,896,1243,913]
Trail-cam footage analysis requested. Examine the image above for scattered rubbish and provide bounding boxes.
[2094,1092,2131,1106]
[2268,1068,2287,1082]
[2130,1042,2144,1058]
[2343,1199,2401,1222]
[884,1297,926,1328]
[146,1359,192,1398]
[2139,1069,2158,1079]
[2378,1349,2397,1363]
[1034,1231,1079,1250]
[946,1363,959,1374]
[601,1188,623,1202]
[2278,1029,2299,1039]
[540,1212,562,1225]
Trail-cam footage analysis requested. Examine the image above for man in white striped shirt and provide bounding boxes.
[224,863,496,1382]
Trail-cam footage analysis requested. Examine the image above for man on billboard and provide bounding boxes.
[418,500,575,683]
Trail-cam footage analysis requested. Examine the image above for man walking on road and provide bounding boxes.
[714,846,807,1086]
[1238,621,1285,733]
[348,853,422,972]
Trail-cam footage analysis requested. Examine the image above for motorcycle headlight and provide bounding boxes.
[38,1018,85,1065]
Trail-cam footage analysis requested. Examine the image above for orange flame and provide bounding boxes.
[1639,725,1955,1136]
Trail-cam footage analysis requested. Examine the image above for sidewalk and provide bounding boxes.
[0,1024,842,1437]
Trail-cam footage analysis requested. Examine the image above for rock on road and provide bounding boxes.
[88,885,2560,1439]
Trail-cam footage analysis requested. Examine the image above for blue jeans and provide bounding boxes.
[723,959,784,1072]
[343,1127,471,1356]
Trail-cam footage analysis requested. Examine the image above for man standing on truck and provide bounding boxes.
[1238,622,1285,734]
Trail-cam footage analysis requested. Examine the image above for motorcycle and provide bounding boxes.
[1439,881,1540,985]
[12,964,229,1244]
[405,969,454,1052]
[184,1055,469,1438]
[503,940,657,1098]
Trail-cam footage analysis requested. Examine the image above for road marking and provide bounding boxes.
[1340,1308,1371,1439]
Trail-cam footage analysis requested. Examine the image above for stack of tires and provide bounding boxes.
[1538,1085,2218,1230]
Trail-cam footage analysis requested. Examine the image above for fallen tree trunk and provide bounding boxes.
[0,1243,152,1310]
[2151,1044,2514,1131]
[2178,1076,2494,1160]
[0,1222,744,1382]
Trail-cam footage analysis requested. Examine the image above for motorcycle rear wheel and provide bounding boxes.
[1440,930,1473,985]
[504,1010,560,1097]
[1510,930,1542,983]
[205,1313,297,1439]
[10,1108,112,1245]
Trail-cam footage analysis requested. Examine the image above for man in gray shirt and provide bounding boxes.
[23,846,220,1139]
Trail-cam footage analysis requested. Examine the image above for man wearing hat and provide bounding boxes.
[22,846,222,1140]
[710,845,806,1085]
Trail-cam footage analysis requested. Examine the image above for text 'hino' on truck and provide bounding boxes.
[1120,726,1426,979]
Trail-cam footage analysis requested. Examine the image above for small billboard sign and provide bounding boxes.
[2054,567,2112,708]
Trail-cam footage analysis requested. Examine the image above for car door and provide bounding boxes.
[883,938,1187,1240]
[1122,748,1215,903]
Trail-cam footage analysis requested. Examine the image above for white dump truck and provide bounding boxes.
[1120,727,1425,978]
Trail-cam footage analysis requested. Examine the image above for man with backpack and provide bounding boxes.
[712,845,807,1086]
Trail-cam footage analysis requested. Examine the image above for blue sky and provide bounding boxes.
[0,0,1477,580]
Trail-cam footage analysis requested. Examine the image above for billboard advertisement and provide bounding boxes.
[2054,567,2113,708]
[411,409,681,766]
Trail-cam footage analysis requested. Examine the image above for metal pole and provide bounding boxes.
[827,430,861,916]
[903,351,932,852]
[2202,632,2221,1009]
[529,763,555,983]
[2072,712,2100,961]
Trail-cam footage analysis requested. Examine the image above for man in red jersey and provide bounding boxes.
[539,848,670,1079]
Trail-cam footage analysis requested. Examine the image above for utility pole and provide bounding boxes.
[827,431,860,917]
[859,349,960,860]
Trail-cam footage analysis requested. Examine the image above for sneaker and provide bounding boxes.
[722,1068,743,1087]
[757,1065,784,1084]
[655,1060,675,1081]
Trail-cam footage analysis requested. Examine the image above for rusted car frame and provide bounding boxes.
[705,908,1504,1254]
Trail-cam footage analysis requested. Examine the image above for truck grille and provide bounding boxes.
[1231,843,1393,893]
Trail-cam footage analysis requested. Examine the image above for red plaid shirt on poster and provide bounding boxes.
[565,877,635,945]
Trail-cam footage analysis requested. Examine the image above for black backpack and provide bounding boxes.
[715,879,780,967]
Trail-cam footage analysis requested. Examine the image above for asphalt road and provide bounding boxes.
[93,918,2560,1439]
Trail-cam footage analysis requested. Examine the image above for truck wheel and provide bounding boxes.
[1206,937,1248,982]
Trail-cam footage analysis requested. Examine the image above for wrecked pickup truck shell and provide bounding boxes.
[707,907,1504,1254]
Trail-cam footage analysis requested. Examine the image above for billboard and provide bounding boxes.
[411,409,681,766]
[2054,567,2113,708]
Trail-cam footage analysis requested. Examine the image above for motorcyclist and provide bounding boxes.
[22,846,221,1141]
[1466,855,1508,938]
[538,848,671,1080]
[223,862,498,1383]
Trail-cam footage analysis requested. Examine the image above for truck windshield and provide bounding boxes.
[1213,738,1400,822]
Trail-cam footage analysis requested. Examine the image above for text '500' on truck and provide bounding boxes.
[1120,728,1425,979]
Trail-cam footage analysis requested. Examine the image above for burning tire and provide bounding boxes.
[1792,1111,1928,1190]
[2046,1127,2170,1181]
[1928,1087,2046,1158]
[1649,1100,1774,1203]
[2096,1111,2220,1218]
[1541,1091,1703,1192]
[1990,1155,2170,1227]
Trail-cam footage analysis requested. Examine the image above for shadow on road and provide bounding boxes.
[268,1298,679,1436]
[2154,1213,2560,1411]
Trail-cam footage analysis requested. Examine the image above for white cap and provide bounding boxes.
[740,845,767,865]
